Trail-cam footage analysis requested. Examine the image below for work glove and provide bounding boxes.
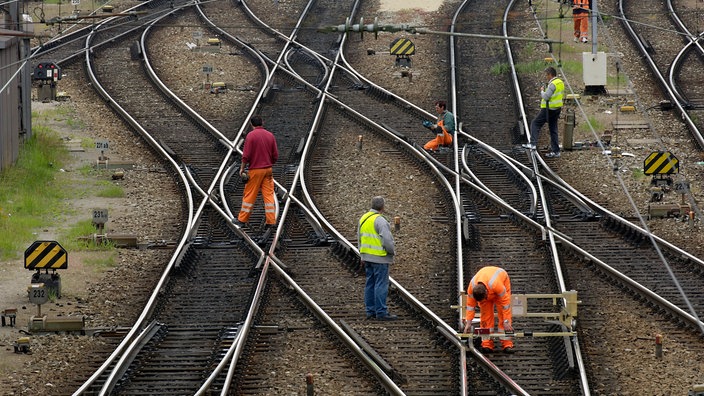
[503,319,514,333]
[422,120,432,128]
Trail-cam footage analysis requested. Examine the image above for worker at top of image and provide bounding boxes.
[423,100,455,151]
[463,266,514,354]
[358,196,398,321]
[237,115,279,227]
[522,66,564,158]
[572,0,591,43]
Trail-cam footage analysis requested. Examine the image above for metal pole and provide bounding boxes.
[591,0,598,54]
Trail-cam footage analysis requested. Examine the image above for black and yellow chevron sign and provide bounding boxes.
[389,38,415,56]
[24,241,68,270]
[644,151,679,175]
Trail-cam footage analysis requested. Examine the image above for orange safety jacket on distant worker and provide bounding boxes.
[423,111,454,150]
[573,0,590,41]
[465,266,513,349]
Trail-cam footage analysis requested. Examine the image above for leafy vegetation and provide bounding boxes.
[0,125,69,259]
[0,107,117,260]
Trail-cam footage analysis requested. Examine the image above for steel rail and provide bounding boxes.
[666,0,704,107]
[198,0,403,392]
[73,10,198,395]
[282,5,477,393]
[541,163,704,269]
[290,3,529,392]
[271,2,536,392]
[283,46,331,86]
[266,257,406,395]
[519,2,593,394]
[618,0,704,150]
[459,141,538,213]
[79,2,273,393]
[29,0,145,53]
[30,1,184,66]
[668,38,701,107]
[104,155,269,395]
[551,231,704,333]
[139,5,285,239]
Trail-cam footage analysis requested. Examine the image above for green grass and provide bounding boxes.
[490,62,511,75]
[579,115,605,133]
[0,109,116,260]
[516,60,551,75]
[631,167,647,181]
[81,137,95,151]
[60,219,115,251]
[96,180,125,198]
[0,127,70,260]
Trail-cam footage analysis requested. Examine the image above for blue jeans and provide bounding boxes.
[364,262,390,317]
[530,107,562,153]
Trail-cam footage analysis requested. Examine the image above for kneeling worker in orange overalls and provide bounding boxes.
[463,266,515,353]
[237,115,279,227]
[423,100,455,151]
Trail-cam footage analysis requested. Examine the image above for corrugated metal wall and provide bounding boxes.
[0,34,21,171]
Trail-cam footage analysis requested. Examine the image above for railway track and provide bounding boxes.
[31,1,175,68]
[619,0,704,149]
[17,0,704,394]
[67,0,457,393]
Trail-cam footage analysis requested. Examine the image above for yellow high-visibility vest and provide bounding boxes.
[541,78,564,109]
[359,212,386,257]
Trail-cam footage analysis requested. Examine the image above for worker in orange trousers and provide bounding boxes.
[463,266,514,353]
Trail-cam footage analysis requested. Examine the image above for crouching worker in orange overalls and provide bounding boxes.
[423,100,455,151]
[463,266,515,354]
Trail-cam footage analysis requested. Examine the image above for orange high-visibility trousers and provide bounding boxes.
[573,12,588,41]
[238,167,277,225]
[477,297,513,350]
[424,130,453,150]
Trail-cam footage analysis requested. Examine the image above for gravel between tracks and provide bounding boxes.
[1,0,703,394]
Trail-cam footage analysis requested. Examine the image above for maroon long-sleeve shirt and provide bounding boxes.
[242,126,278,169]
